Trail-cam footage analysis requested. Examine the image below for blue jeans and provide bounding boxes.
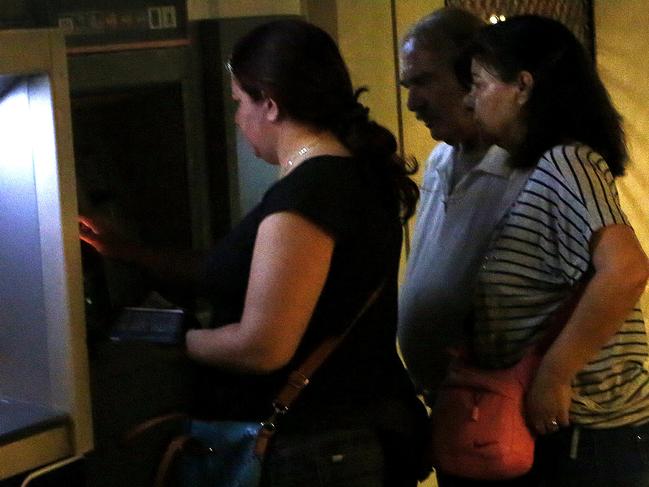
[535,422,649,487]
[260,427,419,487]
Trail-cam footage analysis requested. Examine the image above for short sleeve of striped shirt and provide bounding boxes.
[473,144,632,366]
[474,145,649,427]
[534,144,629,283]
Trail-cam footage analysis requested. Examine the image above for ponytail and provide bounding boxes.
[230,20,419,220]
[333,89,419,222]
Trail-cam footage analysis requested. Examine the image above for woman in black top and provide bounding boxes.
[81,19,427,486]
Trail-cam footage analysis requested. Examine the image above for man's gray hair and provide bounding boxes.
[402,8,484,85]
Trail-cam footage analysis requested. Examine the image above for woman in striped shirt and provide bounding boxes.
[465,15,649,486]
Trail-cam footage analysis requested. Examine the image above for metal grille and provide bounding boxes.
[445,0,594,54]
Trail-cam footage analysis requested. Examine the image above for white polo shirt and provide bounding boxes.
[398,142,526,392]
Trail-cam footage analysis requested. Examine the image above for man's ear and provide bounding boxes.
[264,96,280,122]
[516,70,534,106]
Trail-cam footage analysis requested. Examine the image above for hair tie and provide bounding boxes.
[341,88,370,127]
[348,102,369,122]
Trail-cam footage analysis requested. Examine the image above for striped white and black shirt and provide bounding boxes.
[473,143,649,428]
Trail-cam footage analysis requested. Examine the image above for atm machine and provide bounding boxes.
[0,28,93,481]
[0,17,275,485]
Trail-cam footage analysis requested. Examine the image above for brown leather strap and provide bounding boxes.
[153,434,195,487]
[255,423,275,457]
[121,412,189,446]
[272,281,385,412]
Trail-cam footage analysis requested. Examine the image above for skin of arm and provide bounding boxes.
[185,211,334,374]
[526,224,649,434]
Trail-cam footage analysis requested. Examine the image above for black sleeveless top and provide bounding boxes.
[195,155,424,435]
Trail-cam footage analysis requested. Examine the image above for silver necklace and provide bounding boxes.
[283,137,321,175]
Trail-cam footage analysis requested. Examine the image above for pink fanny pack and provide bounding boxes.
[430,350,540,480]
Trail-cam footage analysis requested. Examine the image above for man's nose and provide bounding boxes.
[406,89,422,113]
[463,90,475,110]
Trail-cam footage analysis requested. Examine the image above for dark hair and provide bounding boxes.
[403,8,484,90]
[471,15,627,176]
[229,19,418,221]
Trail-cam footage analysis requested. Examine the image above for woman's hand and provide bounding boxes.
[525,364,572,435]
[78,215,139,262]
[525,224,649,435]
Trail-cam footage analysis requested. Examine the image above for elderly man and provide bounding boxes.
[397,10,530,485]
[399,8,536,486]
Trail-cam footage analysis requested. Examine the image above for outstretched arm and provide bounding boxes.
[526,224,649,434]
[79,214,207,288]
[185,211,334,373]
